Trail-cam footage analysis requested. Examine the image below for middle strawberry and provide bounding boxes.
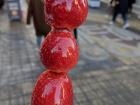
[40,30,79,73]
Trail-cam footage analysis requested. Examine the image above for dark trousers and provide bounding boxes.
[128,4,133,13]
[112,11,128,24]
[0,0,4,9]
[74,29,78,39]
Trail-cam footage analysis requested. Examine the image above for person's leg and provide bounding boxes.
[110,9,118,25]
[0,0,4,10]
[122,12,128,24]
[36,36,42,48]
[74,29,78,39]
[129,5,132,13]
[112,10,118,23]
[122,12,129,29]
[128,3,133,13]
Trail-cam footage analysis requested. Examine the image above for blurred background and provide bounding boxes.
[0,0,140,105]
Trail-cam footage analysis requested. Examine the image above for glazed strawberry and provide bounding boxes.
[44,0,88,30]
[32,71,73,105]
[40,30,79,73]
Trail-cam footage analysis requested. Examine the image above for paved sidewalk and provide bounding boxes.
[0,7,140,105]
[0,10,43,105]
[73,24,140,105]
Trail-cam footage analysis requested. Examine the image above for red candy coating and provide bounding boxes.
[40,30,79,73]
[32,71,73,105]
[32,0,88,104]
[44,0,88,30]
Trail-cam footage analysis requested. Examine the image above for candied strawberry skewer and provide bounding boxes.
[31,0,88,105]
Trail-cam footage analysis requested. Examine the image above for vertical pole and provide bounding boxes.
[31,0,88,105]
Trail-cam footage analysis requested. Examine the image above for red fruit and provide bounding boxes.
[44,0,88,30]
[40,30,79,73]
[32,71,73,105]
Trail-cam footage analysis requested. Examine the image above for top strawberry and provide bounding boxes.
[44,0,88,30]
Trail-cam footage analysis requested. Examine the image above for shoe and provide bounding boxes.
[123,23,130,29]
